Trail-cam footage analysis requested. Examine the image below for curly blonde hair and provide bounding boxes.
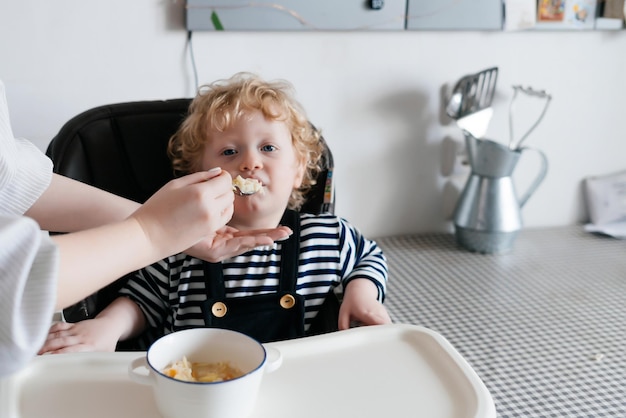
[168,72,323,210]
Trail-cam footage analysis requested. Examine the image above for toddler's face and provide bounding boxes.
[200,110,305,229]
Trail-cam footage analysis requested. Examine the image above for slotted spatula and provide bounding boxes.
[446,67,498,137]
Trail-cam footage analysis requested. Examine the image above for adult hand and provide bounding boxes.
[185,225,293,262]
[132,167,234,257]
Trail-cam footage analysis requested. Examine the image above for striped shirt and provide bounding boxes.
[120,213,387,341]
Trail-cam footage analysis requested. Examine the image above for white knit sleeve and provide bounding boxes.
[0,80,52,216]
[0,216,58,378]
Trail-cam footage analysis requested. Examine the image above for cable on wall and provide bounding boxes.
[186,30,199,90]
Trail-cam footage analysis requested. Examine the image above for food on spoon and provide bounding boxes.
[232,175,263,195]
[162,356,244,382]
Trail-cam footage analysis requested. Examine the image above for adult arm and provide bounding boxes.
[28,174,291,261]
[25,173,139,232]
[51,169,235,310]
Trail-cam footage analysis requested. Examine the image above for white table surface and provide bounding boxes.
[1,324,495,418]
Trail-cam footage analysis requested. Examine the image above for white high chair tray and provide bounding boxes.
[0,324,495,418]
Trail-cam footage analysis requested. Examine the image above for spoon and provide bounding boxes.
[233,184,260,196]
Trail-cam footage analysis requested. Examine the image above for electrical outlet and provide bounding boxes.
[441,136,469,177]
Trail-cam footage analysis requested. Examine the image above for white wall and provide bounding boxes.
[2,1,625,238]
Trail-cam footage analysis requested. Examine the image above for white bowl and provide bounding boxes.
[128,328,282,418]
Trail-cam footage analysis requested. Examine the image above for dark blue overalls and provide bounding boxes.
[201,210,307,343]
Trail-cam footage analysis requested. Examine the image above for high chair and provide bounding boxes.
[46,99,337,345]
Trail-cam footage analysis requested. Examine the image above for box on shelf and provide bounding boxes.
[594,0,625,29]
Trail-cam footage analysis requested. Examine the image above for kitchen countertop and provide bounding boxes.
[376,226,626,417]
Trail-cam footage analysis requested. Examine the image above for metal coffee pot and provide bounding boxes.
[453,133,548,254]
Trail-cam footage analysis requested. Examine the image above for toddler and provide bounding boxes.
[40,72,390,351]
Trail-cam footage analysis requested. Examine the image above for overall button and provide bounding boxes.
[211,302,227,317]
[280,294,296,309]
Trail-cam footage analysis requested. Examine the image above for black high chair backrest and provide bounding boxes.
[46,99,336,339]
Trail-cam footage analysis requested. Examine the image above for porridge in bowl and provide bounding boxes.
[162,356,243,382]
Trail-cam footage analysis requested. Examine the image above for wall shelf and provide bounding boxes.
[185,0,625,32]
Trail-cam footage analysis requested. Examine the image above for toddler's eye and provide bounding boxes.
[222,149,237,156]
[261,145,276,152]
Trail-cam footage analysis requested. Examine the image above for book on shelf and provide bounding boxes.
[534,0,599,29]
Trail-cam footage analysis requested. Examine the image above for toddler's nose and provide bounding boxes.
[240,151,262,171]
